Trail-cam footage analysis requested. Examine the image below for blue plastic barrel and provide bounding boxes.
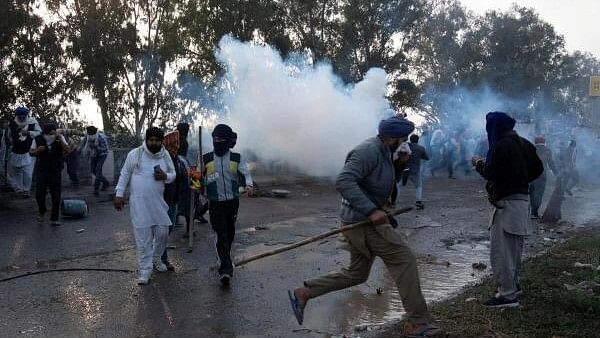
[61,199,88,218]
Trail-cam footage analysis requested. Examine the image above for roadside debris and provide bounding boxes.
[472,262,487,270]
[76,228,85,233]
[574,262,594,269]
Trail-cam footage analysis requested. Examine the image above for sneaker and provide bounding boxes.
[416,201,425,210]
[220,273,231,287]
[195,216,208,224]
[137,273,151,285]
[483,295,519,308]
[50,220,61,226]
[530,213,539,220]
[37,214,45,224]
[154,261,168,273]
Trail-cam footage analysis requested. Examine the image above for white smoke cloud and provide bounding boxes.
[213,35,392,177]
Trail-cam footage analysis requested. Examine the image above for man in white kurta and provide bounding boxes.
[114,127,175,285]
[5,106,41,197]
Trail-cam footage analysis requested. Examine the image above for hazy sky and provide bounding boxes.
[459,0,600,57]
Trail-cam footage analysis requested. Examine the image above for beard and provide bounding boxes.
[147,144,161,153]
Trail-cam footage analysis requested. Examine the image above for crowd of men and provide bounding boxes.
[0,105,588,338]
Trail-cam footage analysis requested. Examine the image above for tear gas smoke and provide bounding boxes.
[212,35,392,177]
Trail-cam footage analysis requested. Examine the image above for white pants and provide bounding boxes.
[133,225,169,275]
[7,158,34,193]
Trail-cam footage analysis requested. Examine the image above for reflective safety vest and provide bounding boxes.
[203,151,242,201]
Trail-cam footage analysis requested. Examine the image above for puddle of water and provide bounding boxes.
[329,240,491,332]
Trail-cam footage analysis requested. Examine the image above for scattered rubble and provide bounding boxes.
[472,262,487,270]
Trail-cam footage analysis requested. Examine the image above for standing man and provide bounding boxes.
[82,126,110,196]
[529,136,556,219]
[289,116,441,337]
[114,127,176,285]
[161,130,188,271]
[6,106,41,197]
[560,140,578,196]
[472,112,543,308]
[203,124,253,287]
[397,134,430,209]
[30,123,69,226]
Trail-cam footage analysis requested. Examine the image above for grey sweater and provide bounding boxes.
[336,137,396,223]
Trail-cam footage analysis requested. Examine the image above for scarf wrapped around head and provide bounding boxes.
[15,106,30,117]
[163,130,180,157]
[485,112,516,166]
[378,116,415,138]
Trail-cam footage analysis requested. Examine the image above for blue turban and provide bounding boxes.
[378,116,415,138]
[485,111,516,166]
[15,106,30,116]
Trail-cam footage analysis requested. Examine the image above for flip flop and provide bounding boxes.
[406,323,442,337]
[287,290,305,325]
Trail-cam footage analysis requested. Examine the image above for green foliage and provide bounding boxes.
[1,0,599,134]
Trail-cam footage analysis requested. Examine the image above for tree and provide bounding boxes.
[1,0,79,123]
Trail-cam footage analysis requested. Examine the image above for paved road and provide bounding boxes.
[0,177,596,337]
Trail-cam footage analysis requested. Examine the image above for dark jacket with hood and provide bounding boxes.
[475,113,543,203]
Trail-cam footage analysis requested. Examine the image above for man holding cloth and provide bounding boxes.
[203,124,253,287]
[472,112,543,307]
[289,116,440,337]
[114,127,176,285]
[5,106,41,197]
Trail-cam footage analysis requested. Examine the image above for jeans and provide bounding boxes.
[90,154,109,191]
[397,171,423,202]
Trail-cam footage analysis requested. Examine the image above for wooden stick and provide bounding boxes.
[234,207,413,267]
[187,125,202,252]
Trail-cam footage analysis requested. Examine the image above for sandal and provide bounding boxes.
[405,323,442,337]
[287,290,305,325]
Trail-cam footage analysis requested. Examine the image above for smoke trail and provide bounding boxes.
[213,35,391,177]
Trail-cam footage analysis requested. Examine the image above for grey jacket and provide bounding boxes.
[337,137,396,223]
[336,136,405,258]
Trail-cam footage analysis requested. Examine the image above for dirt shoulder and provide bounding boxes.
[369,229,600,338]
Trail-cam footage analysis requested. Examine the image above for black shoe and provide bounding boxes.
[565,189,573,196]
[483,296,519,308]
[195,216,208,224]
[164,261,175,272]
[93,190,100,197]
[530,213,539,220]
[220,273,231,287]
[416,201,425,210]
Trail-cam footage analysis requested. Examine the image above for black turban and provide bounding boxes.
[146,126,165,141]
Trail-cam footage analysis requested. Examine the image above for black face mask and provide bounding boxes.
[213,141,230,157]
[147,143,162,154]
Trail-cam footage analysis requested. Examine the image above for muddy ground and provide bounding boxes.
[0,174,598,338]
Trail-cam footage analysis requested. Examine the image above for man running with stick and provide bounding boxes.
[289,116,441,337]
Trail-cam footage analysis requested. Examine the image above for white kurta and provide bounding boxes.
[115,144,175,228]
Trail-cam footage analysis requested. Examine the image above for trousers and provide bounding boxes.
[304,225,430,324]
[133,225,169,275]
[209,199,239,276]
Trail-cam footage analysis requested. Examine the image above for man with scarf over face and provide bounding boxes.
[114,127,176,285]
[289,116,441,338]
[203,124,253,287]
[472,112,543,308]
[30,123,69,226]
[6,106,41,197]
